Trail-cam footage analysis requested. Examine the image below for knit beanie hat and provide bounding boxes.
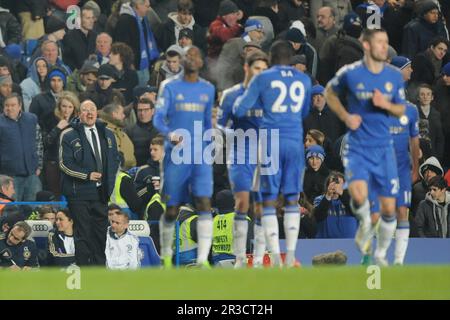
[306,145,326,162]
[45,16,66,34]
[286,28,306,44]
[47,67,67,86]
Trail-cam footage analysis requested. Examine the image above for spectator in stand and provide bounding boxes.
[4,44,28,83]
[149,45,185,89]
[304,129,325,149]
[313,6,339,56]
[80,63,125,109]
[207,0,243,60]
[310,0,352,29]
[303,85,345,145]
[16,1,46,41]
[39,40,72,76]
[0,93,43,202]
[0,5,22,48]
[48,0,80,21]
[125,97,159,166]
[416,84,445,162]
[382,0,415,54]
[66,59,99,96]
[109,42,139,105]
[42,91,80,199]
[318,11,363,85]
[156,0,206,53]
[99,103,136,170]
[47,208,76,267]
[314,171,357,238]
[30,66,67,135]
[285,27,318,79]
[62,6,98,71]
[410,37,449,93]
[94,32,113,65]
[0,175,15,216]
[303,145,330,204]
[215,19,265,91]
[178,27,194,51]
[415,176,450,238]
[411,156,444,217]
[114,0,160,86]
[402,0,448,59]
[20,57,49,112]
[433,62,450,168]
[252,0,283,35]
[0,74,14,112]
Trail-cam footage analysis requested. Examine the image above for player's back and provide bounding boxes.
[219,83,263,132]
[256,65,312,139]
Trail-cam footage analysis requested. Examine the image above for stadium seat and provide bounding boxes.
[129,220,160,267]
[26,220,53,265]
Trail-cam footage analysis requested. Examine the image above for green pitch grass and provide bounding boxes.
[1,265,449,300]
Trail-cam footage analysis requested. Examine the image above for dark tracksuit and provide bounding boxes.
[59,119,120,266]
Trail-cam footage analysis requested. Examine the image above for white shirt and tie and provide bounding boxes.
[84,125,103,187]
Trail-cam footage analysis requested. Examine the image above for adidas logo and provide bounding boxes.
[357,83,365,90]
[176,94,185,100]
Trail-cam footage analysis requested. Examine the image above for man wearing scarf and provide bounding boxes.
[114,0,160,86]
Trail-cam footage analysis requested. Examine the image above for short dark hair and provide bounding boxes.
[270,40,295,66]
[429,36,449,49]
[246,50,269,67]
[178,0,194,13]
[325,171,345,189]
[138,97,154,108]
[428,176,447,190]
[108,203,121,211]
[151,135,164,146]
[56,208,73,221]
[360,28,387,42]
[102,103,122,115]
[166,50,182,59]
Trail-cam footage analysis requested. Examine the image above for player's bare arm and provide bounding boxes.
[372,89,405,117]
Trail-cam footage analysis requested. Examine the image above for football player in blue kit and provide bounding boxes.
[153,46,215,268]
[218,51,269,268]
[325,28,407,266]
[233,41,312,267]
[362,56,420,265]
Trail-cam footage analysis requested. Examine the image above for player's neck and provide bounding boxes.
[363,56,384,74]
[184,71,199,83]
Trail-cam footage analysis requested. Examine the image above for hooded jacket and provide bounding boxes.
[20,57,49,111]
[415,191,450,238]
[412,156,444,214]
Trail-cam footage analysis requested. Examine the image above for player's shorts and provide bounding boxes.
[161,156,213,206]
[370,158,412,213]
[256,135,305,201]
[342,142,399,198]
[228,163,263,203]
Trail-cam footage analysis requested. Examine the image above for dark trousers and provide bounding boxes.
[44,160,62,199]
[69,198,108,266]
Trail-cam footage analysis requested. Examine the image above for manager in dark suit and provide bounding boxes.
[59,99,120,266]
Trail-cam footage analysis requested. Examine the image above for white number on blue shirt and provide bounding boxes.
[271,80,305,113]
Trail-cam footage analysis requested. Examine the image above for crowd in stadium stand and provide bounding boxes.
[0,0,449,269]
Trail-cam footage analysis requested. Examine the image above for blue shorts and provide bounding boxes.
[161,156,213,206]
[228,163,262,203]
[257,136,305,201]
[370,158,412,213]
[342,142,399,198]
